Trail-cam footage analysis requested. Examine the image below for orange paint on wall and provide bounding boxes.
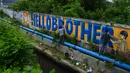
[96,25,102,39]
[23,12,28,25]
[112,26,130,50]
[84,22,88,43]
[44,16,46,28]
[40,15,42,26]
[23,12,130,51]
[77,23,81,41]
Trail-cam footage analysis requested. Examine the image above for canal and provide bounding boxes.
[35,49,80,73]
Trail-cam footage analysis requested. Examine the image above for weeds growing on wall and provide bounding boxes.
[88,39,98,52]
[105,62,114,69]
[52,31,60,43]
[64,34,77,45]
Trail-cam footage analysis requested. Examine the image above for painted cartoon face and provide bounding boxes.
[120,34,125,39]
[120,30,128,40]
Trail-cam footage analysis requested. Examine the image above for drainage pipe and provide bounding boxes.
[0,18,130,71]
[20,26,130,71]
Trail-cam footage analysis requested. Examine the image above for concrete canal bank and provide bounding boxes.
[35,48,81,73]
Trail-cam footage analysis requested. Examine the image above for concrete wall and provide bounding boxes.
[2,8,130,53]
[25,31,129,73]
[1,7,130,72]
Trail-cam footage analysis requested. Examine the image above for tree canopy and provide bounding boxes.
[8,0,130,24]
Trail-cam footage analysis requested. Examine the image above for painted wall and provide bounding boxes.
[24,12,130,52]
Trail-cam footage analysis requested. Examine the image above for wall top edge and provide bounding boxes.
[1,7,130,29]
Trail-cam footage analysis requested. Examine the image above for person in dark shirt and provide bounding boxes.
[58,21,64,44]
[99,27,111,55]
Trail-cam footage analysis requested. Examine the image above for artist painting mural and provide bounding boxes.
[23,12,130,57]
[99,25,114,55]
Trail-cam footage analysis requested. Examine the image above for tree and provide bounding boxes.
[63,0,86,18]
[0,20,42,72]
[86,8,104,20]
[112,0,130,11]
[8,0,130,24]
[81,0,108,11]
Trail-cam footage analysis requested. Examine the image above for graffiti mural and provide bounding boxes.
[23,12,130,54]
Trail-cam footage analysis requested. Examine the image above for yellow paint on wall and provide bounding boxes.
[112,26,130,50]
[77,23,81,41]
[71,23,75,36]
[84,22,88,43]
[50,16,52,31]
[96,25,101,39]
[40,15,42,26]
[44,16,46,28]
[23,13,130,51]
[63,18,67,34]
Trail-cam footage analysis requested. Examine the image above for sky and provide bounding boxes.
[3,0,15,3]
[2,0,113,4]
[107,0,112,2]
[2,0,16,5]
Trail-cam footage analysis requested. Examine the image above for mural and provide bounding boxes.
[111,30,128,54]
[23,12,130,55]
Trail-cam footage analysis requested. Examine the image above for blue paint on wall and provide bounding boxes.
[52,16,57,31]
[80,22,92,42]
[39,15,44,28]
[58,18,64,28]
[66,19,73,35]
[34,14,36,26]
[34,13,40,27]
[92,23,101,44]
[101,25,114,48]
[36,14,40,27]
[31,13,34,26]
[46,16,51,30]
